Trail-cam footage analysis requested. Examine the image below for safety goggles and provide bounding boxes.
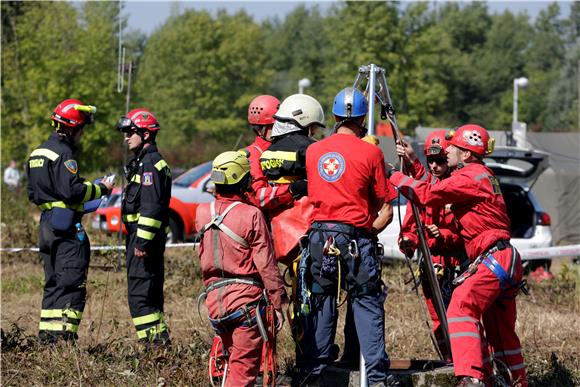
[426,156,448,165]
[116,116,137,133]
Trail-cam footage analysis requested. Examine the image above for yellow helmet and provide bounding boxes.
[211,151,251,185]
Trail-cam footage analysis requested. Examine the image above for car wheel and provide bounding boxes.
[167,217,182,243]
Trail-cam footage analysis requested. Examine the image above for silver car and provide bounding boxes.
[378,145,553,271]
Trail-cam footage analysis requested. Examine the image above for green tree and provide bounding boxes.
[262,5,330,99]
[1,2,127,170]
[134,9,273,166]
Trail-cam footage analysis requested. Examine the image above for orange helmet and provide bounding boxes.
[51,99,96,128]
[448,124,494,156]
[117,108,160,133]
[247,95,280,125]
[424,130,448,156]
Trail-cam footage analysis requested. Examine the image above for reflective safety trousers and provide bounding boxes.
[126,222,169,341]
[447,246,527,386]
[38,211,90,338]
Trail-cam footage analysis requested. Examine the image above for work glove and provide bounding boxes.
[290,179,308,199]
[362,135,380,146]
[398,236,416,258]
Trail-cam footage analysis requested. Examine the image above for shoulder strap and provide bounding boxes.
[198,201,249,247]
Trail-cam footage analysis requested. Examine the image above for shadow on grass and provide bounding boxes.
[529,353,576,387]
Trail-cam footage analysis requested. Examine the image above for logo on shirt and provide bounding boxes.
[143,172,153,186]
[318,152,345,182]
[64,159,78,174]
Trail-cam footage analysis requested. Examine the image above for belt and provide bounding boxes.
[209,300,265,334]
[452,240,512,286]
[38,201,84,212]
[205,277,263,294]
[310,221,370,237]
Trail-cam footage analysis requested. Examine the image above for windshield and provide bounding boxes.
[173,161,212,187]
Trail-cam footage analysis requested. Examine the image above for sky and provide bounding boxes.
[123,1,573,36]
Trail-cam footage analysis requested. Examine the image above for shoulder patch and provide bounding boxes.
[318,152,346,182]
[64,159,78,174]
[143,172,153,186]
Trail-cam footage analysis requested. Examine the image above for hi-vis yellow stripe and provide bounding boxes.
[123,213,140,222]
[133,311,163,327]
[131,174,141,184]
[30,148,60,161]
[137,229,155,240]
[154,159,168,171]
[39,321,79,333]
[41,309,83,319]
[138,216,161,229]
[136,322,168,339]
[82,182,93,202]
[261,150,297,161]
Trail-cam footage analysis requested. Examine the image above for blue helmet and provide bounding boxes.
[332,87,368,119]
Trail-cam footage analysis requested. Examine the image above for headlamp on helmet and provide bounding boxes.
[51,99,96,129]
[424,130,448,156]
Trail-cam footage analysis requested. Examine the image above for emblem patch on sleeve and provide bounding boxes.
[143,172,153,186]
[318,152,346,182]
[64,159,78,174]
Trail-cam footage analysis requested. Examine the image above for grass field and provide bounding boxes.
[1,236,579,386]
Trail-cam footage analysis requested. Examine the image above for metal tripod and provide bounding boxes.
[352,64,452,385]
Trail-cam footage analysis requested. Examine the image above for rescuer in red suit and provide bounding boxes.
[396,130,466,360]
[389,125,527,387]
[196,151,287,387]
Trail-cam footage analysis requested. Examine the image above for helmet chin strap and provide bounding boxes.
[253,127,269,141]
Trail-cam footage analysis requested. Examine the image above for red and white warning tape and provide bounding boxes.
[381,244,580,262]
[2,243,579,261]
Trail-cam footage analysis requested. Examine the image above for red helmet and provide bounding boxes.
[51,99,96,128]
[117,108,160,133]
[448,124,493,156]
[424,130,448,156]
[247,95,280,125]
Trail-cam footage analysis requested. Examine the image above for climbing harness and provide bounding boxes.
[453,241,529,295]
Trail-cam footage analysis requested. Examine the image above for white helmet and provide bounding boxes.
[273,94,324,130]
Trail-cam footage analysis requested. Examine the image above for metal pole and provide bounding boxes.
[117,61,132,269]
[367,64,376,136]
[512,79,518,124]
[358,63,379,387]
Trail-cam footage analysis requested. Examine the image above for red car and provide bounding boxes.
[90,162,214,242]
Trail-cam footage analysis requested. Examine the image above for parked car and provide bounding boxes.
[91,161,214,242]
[378,145,553,271]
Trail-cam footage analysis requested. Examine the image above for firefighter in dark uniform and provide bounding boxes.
[116,108,172,345]
[27,99,114,343]
[260,93,324,188]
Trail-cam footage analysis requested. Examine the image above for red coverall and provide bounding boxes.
[390,162,527,386]
[196,194,287,387]
[399,159,464,359]
[245,136,294,210]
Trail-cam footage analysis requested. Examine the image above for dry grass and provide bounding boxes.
[2,246,580,386]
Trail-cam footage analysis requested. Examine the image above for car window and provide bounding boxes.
[173,161,212,187]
